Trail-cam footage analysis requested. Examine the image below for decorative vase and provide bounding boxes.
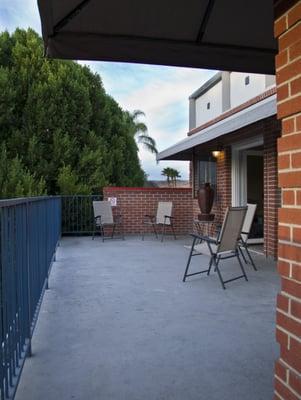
[197,183,215,221]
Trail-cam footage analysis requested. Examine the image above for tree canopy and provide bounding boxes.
[161,167,181,187]
[0,28,151,198]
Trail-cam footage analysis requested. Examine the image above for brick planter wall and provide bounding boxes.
[103,187,193,235]
[274,2,301,399]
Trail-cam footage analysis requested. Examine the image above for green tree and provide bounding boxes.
[161,167,181,187]
[127,110,158,155]
[0,28,147,197]
[0,144,46,198]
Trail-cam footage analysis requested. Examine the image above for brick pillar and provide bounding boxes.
[274,1,301,399]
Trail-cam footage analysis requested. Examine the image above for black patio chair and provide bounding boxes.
[92,200,124,242]
[239,203,258,271]
[183,206,248,289]
[142,201,176,242]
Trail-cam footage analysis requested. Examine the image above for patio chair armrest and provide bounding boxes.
[144,214,155,221]
[94,215,101,221]
[164,215,174,219]
[189,233,217,245]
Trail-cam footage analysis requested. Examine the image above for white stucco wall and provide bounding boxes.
[230,72,267,108]
[195,80,223,126]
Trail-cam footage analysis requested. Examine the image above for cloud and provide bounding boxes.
[0,0,40,33]
[86,62,216,179]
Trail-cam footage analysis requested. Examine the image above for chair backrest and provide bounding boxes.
[93,201,113,224]
[156,202,173,225]
[241,203,257,242]
[217,206,247,254]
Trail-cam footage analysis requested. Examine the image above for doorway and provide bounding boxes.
[232,137,264,244]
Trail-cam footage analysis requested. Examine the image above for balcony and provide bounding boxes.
[0,196,279,400]
[12,230,278,399]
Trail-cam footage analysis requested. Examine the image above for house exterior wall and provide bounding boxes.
[274,2,301,399]
[190,72,276,131]
[230,72,269,108]
[195,80,223,126]
[103,187,193,235]
[192,116,281,259]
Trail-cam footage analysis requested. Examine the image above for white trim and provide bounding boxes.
[157,94,276,161]
[231,136,264,206]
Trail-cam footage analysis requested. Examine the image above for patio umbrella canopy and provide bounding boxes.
[38,0,277,74]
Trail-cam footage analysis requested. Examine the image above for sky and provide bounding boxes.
[0,0,216,180]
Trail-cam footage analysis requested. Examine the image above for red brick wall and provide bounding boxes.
[103,187,193,235]
[264,120,281,258]
[191,117,281,258]
[274,2,301,399]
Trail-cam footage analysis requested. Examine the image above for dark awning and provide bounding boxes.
[37,0,277,74]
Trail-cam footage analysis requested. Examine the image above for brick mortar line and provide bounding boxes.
[283,112,301,121]
[276,71,301,83]
[279,168,301,173]
[279,149,301,156]
[279,239,301,248]
[275,374,301,398]
[279,205,301,209]
[276,325,298,349]
[278,131,301,138]
[274,390,285,400]
[277,56,301,72]
[277,308,301,324]
[280,357,301,379]
[277,89,301,105]
[280,288,301,302]
[277,19,301,39]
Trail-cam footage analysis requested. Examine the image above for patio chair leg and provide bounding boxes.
[171,224,177,240]
[237,251,248,281]
[239,246,247,264]
[214,257,226,290]
[153,224,158,239]
[161,224,166,242]
[142,226,145,241]
[207,256,214,276]
[244,245,257,271]
[111,223,116,239]
[101,224,105,243]
[121,224,125,240]
[183,237,197,282]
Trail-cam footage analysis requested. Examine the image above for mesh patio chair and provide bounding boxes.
[92,201,124,242]
[183,206,248,289]
[142,201,176,242]
[239,203,258,271]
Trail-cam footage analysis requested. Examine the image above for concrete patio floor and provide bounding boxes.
[16,236,279,400]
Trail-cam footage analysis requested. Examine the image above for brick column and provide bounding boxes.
[274,1,301,399]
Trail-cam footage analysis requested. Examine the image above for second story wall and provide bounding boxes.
[189,72,276,131]
[195,79,223,127]
[230,72,273,108]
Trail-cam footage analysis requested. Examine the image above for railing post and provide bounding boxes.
[26,200,32,358]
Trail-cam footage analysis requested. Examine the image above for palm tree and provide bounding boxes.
[161,167,173,185]
[170,169,181,187]
[128,110,158,155]
[161,167,181,186]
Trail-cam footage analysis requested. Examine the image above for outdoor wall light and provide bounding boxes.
[212,150,221,158]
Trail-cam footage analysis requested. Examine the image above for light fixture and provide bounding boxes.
[212,150,221,158]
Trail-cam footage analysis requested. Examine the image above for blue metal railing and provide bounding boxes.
[61,195,102,235]
[0,197,61,399]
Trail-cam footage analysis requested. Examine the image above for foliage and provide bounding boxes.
[161,167,181,187]
[0,28,149,198]
[127,110,158,154]
[0,144,46,198]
